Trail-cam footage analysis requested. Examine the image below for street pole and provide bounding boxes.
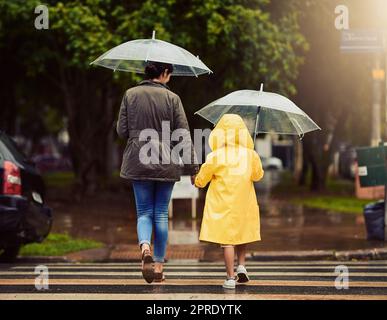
[385,46,387,241]
[385,34,387,140]
[385,50,387,137]
[371,54,383,147]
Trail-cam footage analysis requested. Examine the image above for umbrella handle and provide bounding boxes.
[254,107,261,136]
[291,118,304,140]
[253,107,261,151]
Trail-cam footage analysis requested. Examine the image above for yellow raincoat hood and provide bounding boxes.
[195,114,264,245]
[208,114,254,151]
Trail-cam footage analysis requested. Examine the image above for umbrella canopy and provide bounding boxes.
[195,84,320,139]
[91,31,212,77]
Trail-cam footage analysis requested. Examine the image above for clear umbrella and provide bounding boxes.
[91,30,212,77]
[195,84,321,139]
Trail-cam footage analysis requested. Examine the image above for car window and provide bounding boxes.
[0,132,28,163]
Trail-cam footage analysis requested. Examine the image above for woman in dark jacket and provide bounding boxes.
[116,61,198,283]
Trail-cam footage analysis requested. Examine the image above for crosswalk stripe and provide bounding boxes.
[2,284,387,296]
[1,261,386,299]
[6,260,387,266]
[0,293,386,300]
[9,265,387,270]
[3,275,387,282]
[1,271,386,276]
[1,278,387,287]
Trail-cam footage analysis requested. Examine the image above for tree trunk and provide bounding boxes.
[61,72,117,199]
[308,140,332,192]
[310,159,330,192]
[299,155,309,186]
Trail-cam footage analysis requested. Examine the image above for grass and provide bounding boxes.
[19,233,103,256]
[43,171,75,189]
[292,196,374,214]
[326,178,355,195]
[43,170,122,189]
[273,170,355,196]
[273,171,379,214]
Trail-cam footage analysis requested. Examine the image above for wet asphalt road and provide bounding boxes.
[0,260,387,300]
[49,170,385,252]
[51,197,385,252]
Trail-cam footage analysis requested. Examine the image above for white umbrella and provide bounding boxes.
[195,84,321,139]
[91,30,212,77]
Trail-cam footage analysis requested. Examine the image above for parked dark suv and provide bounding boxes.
[0,131,52,262]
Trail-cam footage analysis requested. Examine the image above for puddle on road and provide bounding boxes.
[50,171,386,252]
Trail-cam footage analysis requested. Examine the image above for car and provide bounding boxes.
[32,154,72,173]
[0,130,52,262]
[260,156,283,171]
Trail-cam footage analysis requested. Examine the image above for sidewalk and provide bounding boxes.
[18,244,387,264]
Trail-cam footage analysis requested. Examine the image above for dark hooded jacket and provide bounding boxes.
[116,80,199,181]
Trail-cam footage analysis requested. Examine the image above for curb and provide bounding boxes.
[13,247,387,263]
[249,248,387,261]
[14,247,113,264]
[14,256,72,264]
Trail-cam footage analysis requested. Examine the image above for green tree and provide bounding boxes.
[296,0,385,191]
[0,0,307,195]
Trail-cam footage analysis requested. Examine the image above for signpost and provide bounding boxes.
[340,30,384,53]
[340,29,386,147]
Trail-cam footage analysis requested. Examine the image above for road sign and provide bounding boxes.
[341,30,385,53]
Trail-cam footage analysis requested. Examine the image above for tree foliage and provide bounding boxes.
[0,0,307,194]
[296,0,383,190]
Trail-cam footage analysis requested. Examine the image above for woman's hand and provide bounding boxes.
[191,175,196,185]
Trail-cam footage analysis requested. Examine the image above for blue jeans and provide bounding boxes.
[132,180,175,263]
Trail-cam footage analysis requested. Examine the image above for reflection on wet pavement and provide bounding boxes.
[50,171,386,252]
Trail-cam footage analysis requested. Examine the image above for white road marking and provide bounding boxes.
[0,293,386,300]
[1,271,387,277]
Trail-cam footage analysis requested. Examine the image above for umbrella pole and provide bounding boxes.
[253,107,261,151]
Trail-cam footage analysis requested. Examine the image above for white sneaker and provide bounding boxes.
[222,278,236,289]
[236,265,249,283]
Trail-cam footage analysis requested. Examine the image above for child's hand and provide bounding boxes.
[191,175,196,185]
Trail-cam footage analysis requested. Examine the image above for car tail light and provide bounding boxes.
[3,161,22,195]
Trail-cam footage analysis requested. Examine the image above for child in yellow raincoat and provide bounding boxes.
[195,114,264,289]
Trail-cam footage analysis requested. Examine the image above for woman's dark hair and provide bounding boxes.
[144,61,174,79]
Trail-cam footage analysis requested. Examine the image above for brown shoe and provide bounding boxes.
[141,249,154,284]
[154,272,165,283]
